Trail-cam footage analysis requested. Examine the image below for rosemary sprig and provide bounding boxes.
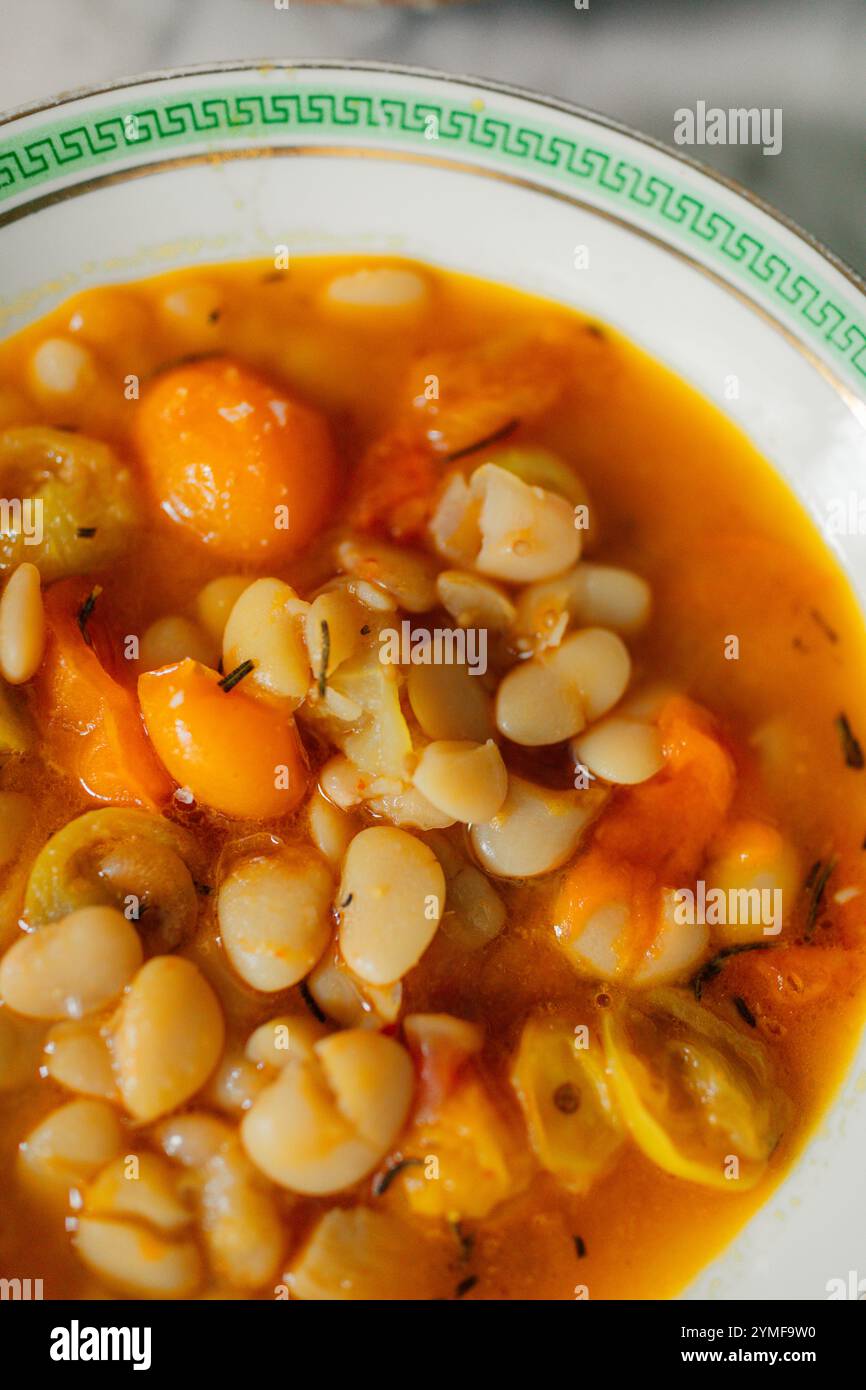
[372,1157,423,1197]
[298,979,326,1023]
[444,416,519,464]
[732,995,757,1028]
[835,714,864,770]
[454,1275,478,1298]
[218,659,255,693]
[317,620,330,698]
[77,585,102,648]
[691,941,775,999]
[804,856,836,938]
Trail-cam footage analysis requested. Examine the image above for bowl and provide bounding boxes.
[1,59,865,1300]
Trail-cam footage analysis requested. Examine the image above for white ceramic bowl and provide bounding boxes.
[2,60,865,1301]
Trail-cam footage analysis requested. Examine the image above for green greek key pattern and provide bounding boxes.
[1,84,864,386]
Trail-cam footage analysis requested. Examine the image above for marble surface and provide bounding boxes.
[1,0,864,272]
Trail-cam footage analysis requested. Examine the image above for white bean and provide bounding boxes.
[29,338,94,397]
[471,463,580,582]
[241,1029,413,1193]
[139,615,217,671]
[44,1019,117,1099]
[218,849,333,992]
[112,956,224,1121]
[435,570,516,632]
[336,536,438,613]
[439,864,507,950]
[412,739,508,824]
[495,653,585,746]
[470,776,607,879]
[0,906,142,1020]
[195,576,253,645]
[155,1112,233,1169]
[0,562,45,685]
[572,717,663,785]
[76,1216,202,1298]
[18,1098,123,1198]
[514,564,650,647]
[203,1045,269,1114]
[222,577,310,706]
[307,950,402,1028]
[555,627,631,722]
[306,788,358,866]
[338,827,445,985]
[325,267,428,309]
[407,662,494,743]
[199,1141,285,1289]
[86,1152,193,1233]
[245,1014,328,1068]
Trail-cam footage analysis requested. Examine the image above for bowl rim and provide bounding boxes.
[1,56,863,300]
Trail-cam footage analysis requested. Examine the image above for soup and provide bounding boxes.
[0,257,865,1301]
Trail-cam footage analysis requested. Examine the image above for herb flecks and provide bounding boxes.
[835,714,864,770]
[299,979,326,1023]
[218,658,255,693]
[76,526,97,539]
[372,1157,423,1197]
[77,585,102,648]
[317,620,331,698]
[691,942,775,999]
[573,1235,587,1259]
[804,857,836,937]
[732,995,757,1028]
[450,1219,475,1265]
[810,609,838,643]
[454,1274,478,1299]
[444,417,519,464]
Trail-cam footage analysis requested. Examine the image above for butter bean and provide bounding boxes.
[112,957,224,1121]
[412,739,508,824]
[218,849,333,992]
[337,827,445,985]
[0,562,45,685]
[0,906,142,1020]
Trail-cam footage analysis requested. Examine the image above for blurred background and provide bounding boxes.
[2,0,864,273]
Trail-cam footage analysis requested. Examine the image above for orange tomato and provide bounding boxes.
[555,697,736,952]
[35,579,171,808]
[593,696,736,882]
[347,430,439,541]
[138,658,308,819]
[135,358,337,561]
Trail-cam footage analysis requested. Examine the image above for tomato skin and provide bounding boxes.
[35,579,171,808]
[138,659,309,820]
[135,358,337,561]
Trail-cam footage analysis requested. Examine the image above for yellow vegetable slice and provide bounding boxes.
[0,427,137,580]
[602,988,789,1190]
[511,1016,623,1193]
[24,807,205,950]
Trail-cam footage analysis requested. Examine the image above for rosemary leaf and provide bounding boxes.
[77,585,102,648]
[317,619,330,698]
[444,417,519,464]
[835,713,864,769]
[218,658,255,693]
